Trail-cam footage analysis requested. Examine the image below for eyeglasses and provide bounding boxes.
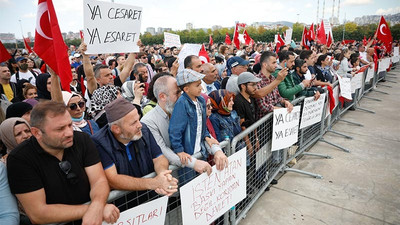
[69,101,85,110]
[59,160,78,184]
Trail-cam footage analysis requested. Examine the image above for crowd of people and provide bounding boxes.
[0,35,397,225]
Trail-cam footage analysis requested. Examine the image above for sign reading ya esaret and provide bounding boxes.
[180,149,246,225]
[102,196,168,225]
[84,0,142,54]
[271,106,301,151]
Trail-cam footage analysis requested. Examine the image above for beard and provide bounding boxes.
[165,98,176,115]
[120,131,142,142]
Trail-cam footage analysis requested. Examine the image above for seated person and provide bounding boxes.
[0,118,31,163]
[91,97,178,196]
[5,102,32,124]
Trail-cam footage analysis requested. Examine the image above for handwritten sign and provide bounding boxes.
[337,75,352,100]
[177,44,201,73]
[271,106,301,151]
[300,94,326,129]
[365,64,375,83]
[103,196,168,225]
[180,149,246,225]
[285,28,293,45]
[351,72,362,93]
[84,0,142,54]
[164,32,181,48]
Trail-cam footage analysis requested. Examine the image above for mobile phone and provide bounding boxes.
[284,62,287,68]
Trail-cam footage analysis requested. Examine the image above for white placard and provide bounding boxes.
[180,149,246,225]
[351,72,362,93]
[163,32,181,48]
[84,0,142,54]
[333,86,340,108]
[271,106,301,151]
[103,196,168,225]
[285,28,293,45]
[394,47,399,57]
[300,93,326,129]
[365,64,375,83]
[337,76,352,100]
[177,44,201,73]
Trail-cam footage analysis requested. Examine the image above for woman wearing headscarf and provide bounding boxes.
[5,102,32,124]
[35,73,51,101]
[0,117,31,163]
[88,85,120,128]
[208,90,241,142]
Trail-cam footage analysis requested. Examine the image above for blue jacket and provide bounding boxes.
[209,110,241,142]
[169,92,210,156]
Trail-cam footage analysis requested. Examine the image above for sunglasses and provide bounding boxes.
[69,101,85,110]
[59,160,78,184]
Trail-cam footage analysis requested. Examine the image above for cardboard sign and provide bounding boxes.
[164,32,181,48]
[271,106,301,151]
[180,149,246,225]
[103,196,168,225]
[285,28,293,45]
[84,0,142,54]
[177,44,201,73]
[351,72,362,93]
[337,75,352,100]
[365,65,375,83]
[300,94,326,129]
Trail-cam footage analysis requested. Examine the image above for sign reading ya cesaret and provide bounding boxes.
[84,0,142,54]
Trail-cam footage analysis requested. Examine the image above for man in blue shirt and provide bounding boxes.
[92,97,178,196]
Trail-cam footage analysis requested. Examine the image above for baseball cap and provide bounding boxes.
[16,56,27,62]
[237,72,261,85]
[227,56,249,70]
[74,53,81,58]
[176,69,205,86]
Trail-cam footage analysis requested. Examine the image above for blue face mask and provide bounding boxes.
[71,112,85,122]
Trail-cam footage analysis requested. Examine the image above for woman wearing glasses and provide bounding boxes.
[62,91,99,135]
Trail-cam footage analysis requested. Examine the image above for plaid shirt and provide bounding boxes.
[255,72,284,119]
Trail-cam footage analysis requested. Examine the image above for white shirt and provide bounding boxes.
[226,74,240,95]
[359,51,369,63]
[11,71,36,85]
[201,80,217,95]
[193,100,202,154]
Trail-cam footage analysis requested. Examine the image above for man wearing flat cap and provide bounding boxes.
[91,97,178,196]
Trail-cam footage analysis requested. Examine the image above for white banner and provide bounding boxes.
[177,44,201,73]
[271,106,301,151]
[84,0,142,54]
[180,149,246,225]
[351,72,363,93]
[300,94,326,129]
[365,64,375,83]
[103,196,168,225]
[285,28,293,45]
[337,75,352,100]
[394,47,399,57]
[163,32,181,48]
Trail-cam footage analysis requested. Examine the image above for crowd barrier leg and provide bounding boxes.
[319,138,351,153]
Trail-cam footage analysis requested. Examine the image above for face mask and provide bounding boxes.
[19,64,28,71]
[71,112,85,122]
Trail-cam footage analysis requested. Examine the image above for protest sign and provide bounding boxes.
[365,64,375,83]
[180,149,246,225]
[164,32,181,48]
[177,44,201,72]
[337,75,352,100]
[103,196,168,225]
[300,94,326,129]
[351,72,362,93]
[285,28,293,44]
[271,106,301,151]
[394,47,399,57]
[84,0,142,54]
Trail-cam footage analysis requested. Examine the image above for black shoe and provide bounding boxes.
[271,179,278,185]
[264,186,270,192]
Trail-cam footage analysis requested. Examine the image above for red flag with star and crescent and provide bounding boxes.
[209,35,213,46]
[301,26,310,50]
[198,44,210,64]
[225,33,232,45]
[34,0,72,92]
[0,41,12,63]
[243,30,252,45]
[233,23,240,49]
[375,16,393,52]
[23,37,33,53]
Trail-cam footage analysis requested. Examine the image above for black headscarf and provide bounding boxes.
[36,73,51,100]
[6,102,33,119]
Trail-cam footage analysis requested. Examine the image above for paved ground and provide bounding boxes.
[239,68,400,225]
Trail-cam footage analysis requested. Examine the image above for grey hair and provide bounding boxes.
[201,63,212,74]
[108,116,124,128]
[94,64,108,79]
[153,76,172,101]
[133,62,146,75]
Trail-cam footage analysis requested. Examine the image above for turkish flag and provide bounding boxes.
[309,23,316,41]
[363,36,367,46]
[317,20,327,45]
[23,37,33,53]
[225,33,232,45]
[198,44,209,64]
[209,35,213,46]
[301,26,310,50]
[233,23,240,49]
[79,30,84,40]
[277,33,285,46]
[243,30,252,45]
[376,16,393,51]
[0,41,12,63]
[34,0,72,92]
[327,32,333,47]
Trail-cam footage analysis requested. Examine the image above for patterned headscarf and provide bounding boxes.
[88,85,120,117]
[208,89,235,116]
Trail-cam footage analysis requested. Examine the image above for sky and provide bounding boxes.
[0,0,399,39]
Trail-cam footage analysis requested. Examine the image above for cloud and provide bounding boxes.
[305,3,313,8]
[342,0,373,6]
[0,0,10,3]
[376,7,400,15]
[22,13,36,18]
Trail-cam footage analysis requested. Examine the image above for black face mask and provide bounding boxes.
[19,64,28,71]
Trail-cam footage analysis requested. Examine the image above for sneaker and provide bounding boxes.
[271,179,278,185]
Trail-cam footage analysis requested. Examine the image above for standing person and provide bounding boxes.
[10,57,36,86]
[0,162,19,225]
[7,101,120,225]
[224,56,249,95]
[35,73,51,101]
[111,55,125,77]
[292,59,322,99]
[169,69,228,183]
[0,63,17,102]
[69,66,82,95]
[201,63,220,94]
[299,50,317,80]
[0,118,31,163]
